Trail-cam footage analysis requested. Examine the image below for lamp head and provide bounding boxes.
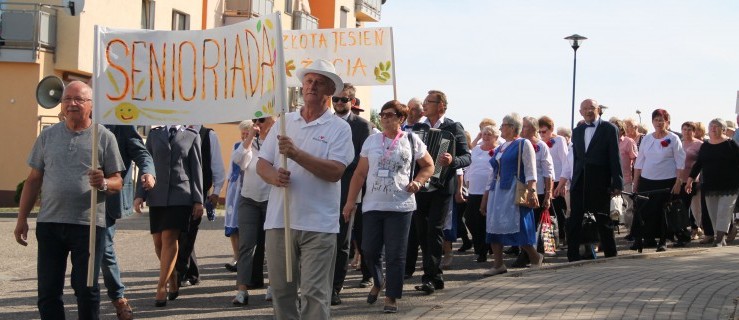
[564,34,588,50]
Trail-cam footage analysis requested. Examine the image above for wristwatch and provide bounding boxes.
[98,179,108,192]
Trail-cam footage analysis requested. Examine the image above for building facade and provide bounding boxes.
[0,0,384,205]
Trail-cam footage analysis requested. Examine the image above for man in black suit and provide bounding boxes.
[330,83,373,305]
[414,90,471,294]
[556,98,623,262]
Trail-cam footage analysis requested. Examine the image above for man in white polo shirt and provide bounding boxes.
[257,59,354,319]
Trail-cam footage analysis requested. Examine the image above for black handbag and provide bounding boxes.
[581,212,600,244]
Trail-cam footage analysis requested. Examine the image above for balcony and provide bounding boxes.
[0,3,57,63]
[355,0,381,22]
[291,10,317,30]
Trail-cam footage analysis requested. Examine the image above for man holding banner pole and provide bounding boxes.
[15,81,125,319]
[257,59,354,319]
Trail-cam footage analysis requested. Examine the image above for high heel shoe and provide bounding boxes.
[629,240,643,253]
[167,271,180,301]
[154,299,167,307]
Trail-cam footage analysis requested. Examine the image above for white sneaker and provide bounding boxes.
[264,286,273,302]
[232,290,248,306]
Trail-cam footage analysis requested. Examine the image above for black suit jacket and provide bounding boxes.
[571,119,623,212]
[436,117,472,195]
[340,113,373,206]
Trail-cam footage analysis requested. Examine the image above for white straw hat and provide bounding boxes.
[296,59,344,95]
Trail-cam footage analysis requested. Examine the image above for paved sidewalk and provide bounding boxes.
[1,212,737,319]
[407,247,739,320]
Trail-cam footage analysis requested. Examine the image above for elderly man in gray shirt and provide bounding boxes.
[14,81,125,320]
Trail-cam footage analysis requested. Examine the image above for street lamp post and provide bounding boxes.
[565,34,587,129]
[636,109,642,124]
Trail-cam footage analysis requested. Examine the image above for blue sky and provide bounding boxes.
[368,1,739,134]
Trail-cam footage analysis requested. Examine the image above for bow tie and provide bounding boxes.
[584,122,596,128]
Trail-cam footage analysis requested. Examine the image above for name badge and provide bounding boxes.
[377,169,390,178]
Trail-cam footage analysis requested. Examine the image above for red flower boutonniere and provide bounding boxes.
[660,138,671,147]
[533,144,540,152]
[488,149,494,157]
[546,138,555,148]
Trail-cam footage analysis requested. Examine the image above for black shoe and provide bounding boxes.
[457,241,472,253]
[475,254,487,263]
[225,262,237,272]
[656,245,667,252]
[624,234,634,241]
[673,241,687,248]
[330,290,342,306]
[432,281,444,290]
[510,253,529,268]
[167,291,179,301]
[414,282,435,295]
[154,299,167,307]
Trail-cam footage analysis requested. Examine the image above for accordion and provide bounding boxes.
[412,123,456,192]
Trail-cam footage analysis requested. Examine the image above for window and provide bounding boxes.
[285,0,293,14]
[340,6,349,28]
[141,0,155,29]
[172,10,190,30]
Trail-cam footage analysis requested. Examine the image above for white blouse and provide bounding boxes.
[634,131,685,180]
[465,145,494,195]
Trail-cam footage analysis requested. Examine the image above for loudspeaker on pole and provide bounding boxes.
[35,75,65,109]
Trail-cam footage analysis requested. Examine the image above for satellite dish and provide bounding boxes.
[61,0,85,16]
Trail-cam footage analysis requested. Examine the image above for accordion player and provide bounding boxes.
[410,122,461,192]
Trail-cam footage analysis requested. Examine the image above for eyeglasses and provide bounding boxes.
[252,118,267,123]
[62,97,92,104]
[422,100,440,105]
[379,111,399,119]
[332,97,351,103]
[538,130,549,134]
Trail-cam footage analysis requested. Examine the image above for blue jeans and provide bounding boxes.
[36,222,105,320]
[361,210,412,299]
[101,217,125,300]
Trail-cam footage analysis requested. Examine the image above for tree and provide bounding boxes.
[369,108,382,132]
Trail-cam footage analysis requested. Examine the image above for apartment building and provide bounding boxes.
[0,0,385,205]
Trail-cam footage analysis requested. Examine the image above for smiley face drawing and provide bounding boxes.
[103,102,189,123]
[114,102,140,123]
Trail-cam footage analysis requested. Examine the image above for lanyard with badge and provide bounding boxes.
[377,131,403,178]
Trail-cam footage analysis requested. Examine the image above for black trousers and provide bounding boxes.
[405,215,420,277]
[177,216,201,282]
[352,204,372,281]
[414,191,451,285]
[567,187,617,262]
[463,194,487,256]
[333,203,363,292]
[551,181,568,243]
[631,177,674,245]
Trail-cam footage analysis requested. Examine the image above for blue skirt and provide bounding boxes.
[486,206,537,246]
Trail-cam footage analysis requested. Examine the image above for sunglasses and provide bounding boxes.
[332,97,351,103]
[379,111,399,119]
[252,118,267,123]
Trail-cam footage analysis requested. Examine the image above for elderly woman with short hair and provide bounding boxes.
[463,125,500,263]
[678,121,704,241]
[685,119,739,246]
[632,109,685,252]
[480,113,542,276]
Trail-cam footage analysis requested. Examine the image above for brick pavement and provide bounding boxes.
[1,213,738,319]
[408,247,739,320]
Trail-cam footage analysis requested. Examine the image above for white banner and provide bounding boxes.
[93,13,287,125]
[283,27,393,87]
